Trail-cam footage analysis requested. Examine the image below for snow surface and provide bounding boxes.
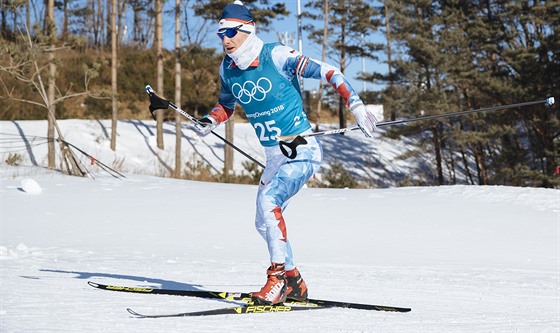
[1,120,559,332]
[0,119,440,187]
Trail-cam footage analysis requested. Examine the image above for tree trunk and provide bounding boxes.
[1,3,5,36]
[224,120,234,176]
[315,0,328,132]
[45,0,85,176]
[461,147,474,185]
[96,0,102,49]
[338,0,347,130]
[431,123,444,185]
[26,0,30,35]
[133,4,140,47]
[62,0,68,42]
[47,0,56,168]
[116,0,126,46]
[105,0,111,47]
[385,3,395,121]
[110,0,118,151]
[174,0,182,178]
[473,143,489,185]
[155,0,164,149]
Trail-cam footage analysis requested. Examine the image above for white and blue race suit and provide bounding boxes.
[209,42,361,270]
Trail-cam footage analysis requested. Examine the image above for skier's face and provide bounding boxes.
[220,31,249,54]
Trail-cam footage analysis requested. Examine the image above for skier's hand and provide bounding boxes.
[351,102,377,138]
[545,97,555,109]
[194,116,217,137]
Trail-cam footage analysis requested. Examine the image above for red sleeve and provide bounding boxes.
[209,103,234,124]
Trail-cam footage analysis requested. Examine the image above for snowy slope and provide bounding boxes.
[0,119,438,187]
[1,166,559,333]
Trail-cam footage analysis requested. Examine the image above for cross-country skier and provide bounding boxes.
[194,0,378,305]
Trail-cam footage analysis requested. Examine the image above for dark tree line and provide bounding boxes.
[379,1,559,187]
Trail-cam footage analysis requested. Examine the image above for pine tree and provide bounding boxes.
[382,0,559,187]
[303,0,383,129]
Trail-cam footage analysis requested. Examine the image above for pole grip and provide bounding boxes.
[279,136,308,159]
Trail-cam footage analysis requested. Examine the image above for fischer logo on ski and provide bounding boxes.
[106,285,154,293]
[240,305,293,314]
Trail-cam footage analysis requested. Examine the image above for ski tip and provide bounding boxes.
[127,308,144,317]
[376,305,411,313]
[87,281,100,288]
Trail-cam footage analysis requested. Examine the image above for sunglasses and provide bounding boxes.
[217,20,253,40]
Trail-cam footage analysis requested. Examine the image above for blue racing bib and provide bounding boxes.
[221,43,311,147]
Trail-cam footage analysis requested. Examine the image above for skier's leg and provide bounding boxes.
[254,137,322,267]
[252,137,322,304]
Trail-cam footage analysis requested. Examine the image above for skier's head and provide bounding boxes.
[217,0,255,53]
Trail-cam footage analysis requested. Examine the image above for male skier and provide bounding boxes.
[194,0,377,305]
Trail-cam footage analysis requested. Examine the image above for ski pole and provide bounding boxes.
[278,97,555,159]
[145,85,265,169]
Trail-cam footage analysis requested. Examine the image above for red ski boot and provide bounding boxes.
[285,267,308,301]
[251,263,287,305]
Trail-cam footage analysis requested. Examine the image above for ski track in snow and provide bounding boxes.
[1,119,559,332]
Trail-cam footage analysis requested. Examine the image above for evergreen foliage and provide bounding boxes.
[381,0,559,187]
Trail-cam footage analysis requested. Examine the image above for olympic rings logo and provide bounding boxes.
[231,78,272,104]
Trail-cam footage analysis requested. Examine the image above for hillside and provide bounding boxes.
[1,119,442,188]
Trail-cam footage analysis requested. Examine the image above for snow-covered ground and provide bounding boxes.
[0,119,437,187]
[1,120,559,332]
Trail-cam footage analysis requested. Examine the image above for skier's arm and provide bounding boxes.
[272,44,361,107]
[272,45,377,137]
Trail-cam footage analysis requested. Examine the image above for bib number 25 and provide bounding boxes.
[254,120,281,142]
